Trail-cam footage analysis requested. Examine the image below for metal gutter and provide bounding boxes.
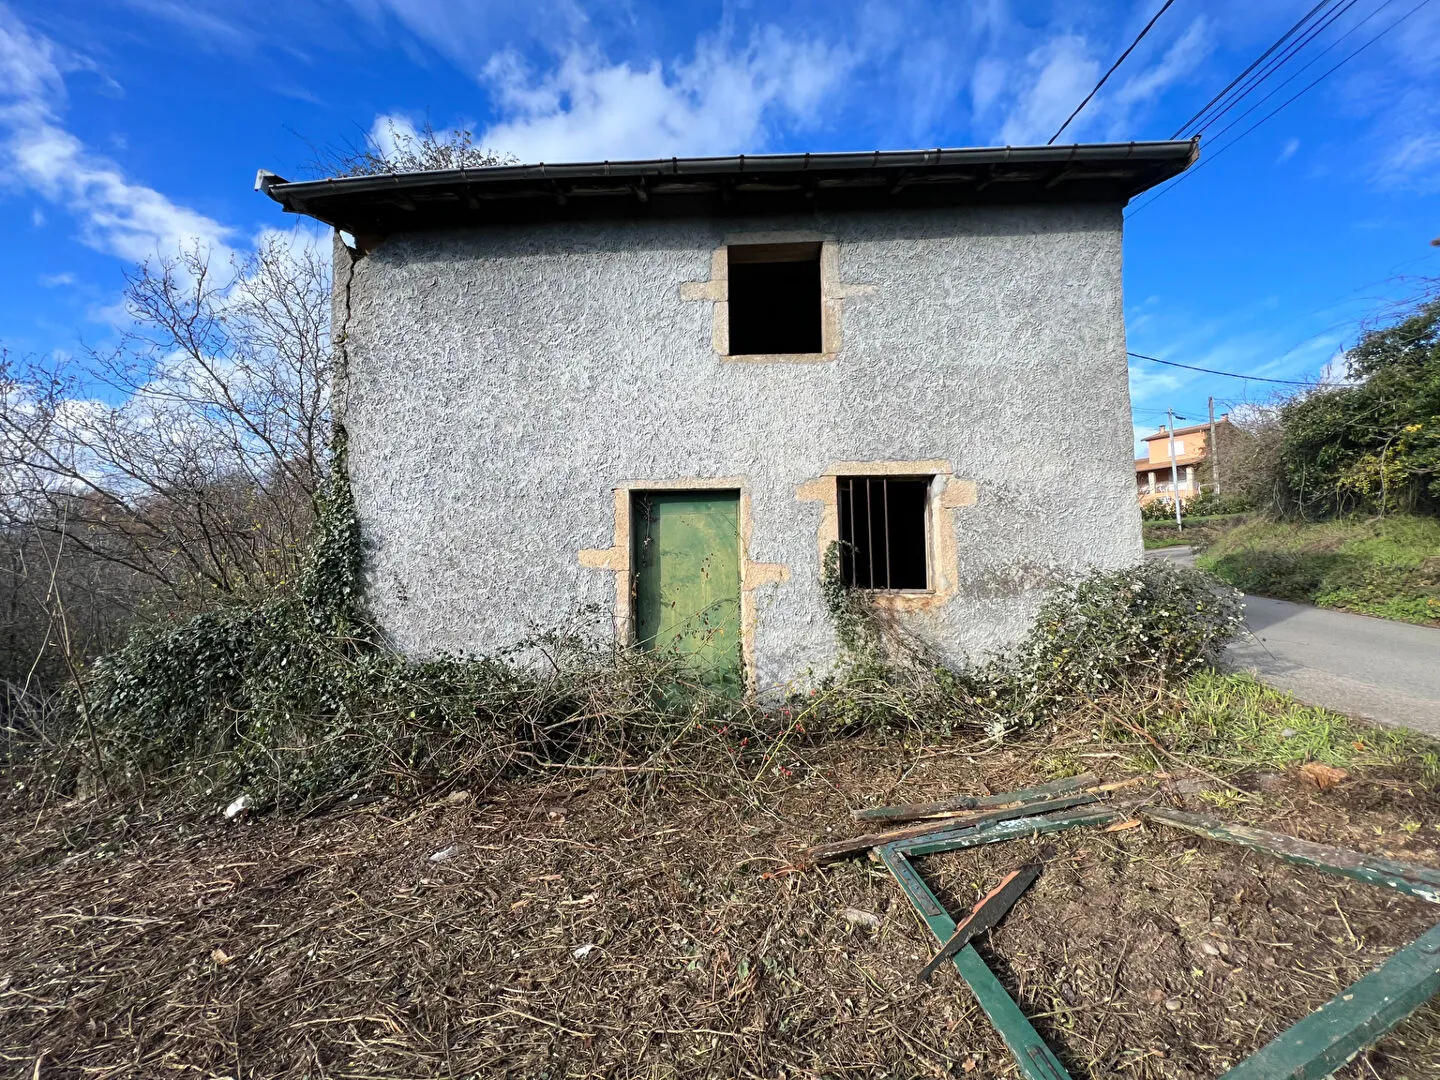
[258,141,1198,205]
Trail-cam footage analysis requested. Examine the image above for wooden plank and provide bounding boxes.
[800,794,1097,868]
[1220,921,1440,1080]
[894,805,1122,858]
[878,844,1072,1079]
[918,864,1041,984]
[853,772,1101,824]
[1143,807,1440,905]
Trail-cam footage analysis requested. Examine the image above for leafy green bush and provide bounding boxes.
[1140,498,1180,521]
[1278,296,1440,516]
[1139,491,1251,523]
[998,558,1244,727]
[1185,490,1253,517]
[815,552,1244,737]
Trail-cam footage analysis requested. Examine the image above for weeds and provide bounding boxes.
[1199,514,1440,624]
[11,448,1248,812]
[1122,670,1440,783]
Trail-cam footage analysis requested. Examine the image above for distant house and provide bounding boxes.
[1135,418,1232,505]
[259,140,1195,691]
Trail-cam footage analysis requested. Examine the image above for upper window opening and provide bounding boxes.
[836,477,929,590]
[728,243,822,355]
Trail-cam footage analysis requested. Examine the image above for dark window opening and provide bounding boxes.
[727,243,822,355]
[836,477,930,590]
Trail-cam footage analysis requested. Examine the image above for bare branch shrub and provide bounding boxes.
[1215,403,1291,515]
[0,234,332,688]
[309,118,515,177]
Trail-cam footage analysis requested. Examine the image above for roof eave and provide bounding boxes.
[257,140,1199,235]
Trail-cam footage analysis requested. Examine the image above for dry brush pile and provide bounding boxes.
[4,717,1440,1080]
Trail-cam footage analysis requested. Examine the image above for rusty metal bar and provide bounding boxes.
[882,476,891,588]
[865,477,875,588]
[918,863,1041,983]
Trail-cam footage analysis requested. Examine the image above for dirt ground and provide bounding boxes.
[4,725,1439,1079]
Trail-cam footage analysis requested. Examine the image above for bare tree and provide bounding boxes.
[1217,403,1291,514]
[310,118,514,177]
[0,232,332,615]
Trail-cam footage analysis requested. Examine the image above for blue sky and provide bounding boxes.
[1,0,1437,448]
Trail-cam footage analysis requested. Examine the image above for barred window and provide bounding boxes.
[836,477,929,590]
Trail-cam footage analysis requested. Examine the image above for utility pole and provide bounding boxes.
[1208,396,1220,496]
[1168,408,1182,530]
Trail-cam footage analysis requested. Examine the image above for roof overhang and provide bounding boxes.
[256,141,1198,236]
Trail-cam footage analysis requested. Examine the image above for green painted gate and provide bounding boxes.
[632,492,743,695]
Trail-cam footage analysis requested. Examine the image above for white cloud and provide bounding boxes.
[1100,16,1209,137]
[476,29,853,162]
[973,14,1210,147]
[0,4,233,263]
[38,270,74,287]
[997,35,1100,146]
[1277,137,1300,163]
[969,56,1006,120]
[1376,131,1440,192]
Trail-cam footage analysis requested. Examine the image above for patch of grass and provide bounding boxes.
[1142,513,1250,552]
[1197,514,1440,625]
[1133,670,1440,781]
[1142,534,1192,550]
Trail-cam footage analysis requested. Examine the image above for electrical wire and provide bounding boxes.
[1184,0,1365,138]
[1128,351,1321,385]
[1171,0,1336,137]
[1203,0,1395,146]
[1128,0,1434,218]
[1048,0,1177,145]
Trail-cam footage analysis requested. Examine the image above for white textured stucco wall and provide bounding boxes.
[337,204,1143,688]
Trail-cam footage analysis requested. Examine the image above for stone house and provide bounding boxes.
[259,142,1196,691]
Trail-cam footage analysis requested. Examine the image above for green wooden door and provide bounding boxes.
[632,492,743,694]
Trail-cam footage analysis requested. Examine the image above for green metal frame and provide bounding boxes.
[879,841,1073,1080]
[873,802,1440,1080]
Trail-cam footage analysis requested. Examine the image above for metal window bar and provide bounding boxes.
[839,476,904,589]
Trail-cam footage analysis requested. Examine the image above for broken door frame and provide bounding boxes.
[874,803,1440,1080]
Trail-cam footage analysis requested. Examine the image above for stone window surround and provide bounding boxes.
[679,231,874,363]
[797,462,978,613]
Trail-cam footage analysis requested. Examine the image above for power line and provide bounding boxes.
[1128,351,1320,385]
[1128,0,1434,217]
[1207,0,1413,150]
[1048,0,1177,145]
[1187,0,1365,138]
[1171,0,1335,137]
[1204,0,1394,145]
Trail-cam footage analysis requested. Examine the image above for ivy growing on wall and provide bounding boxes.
[72,441,1246,810]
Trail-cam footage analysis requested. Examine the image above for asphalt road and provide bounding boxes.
[1148,546,1440,737]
